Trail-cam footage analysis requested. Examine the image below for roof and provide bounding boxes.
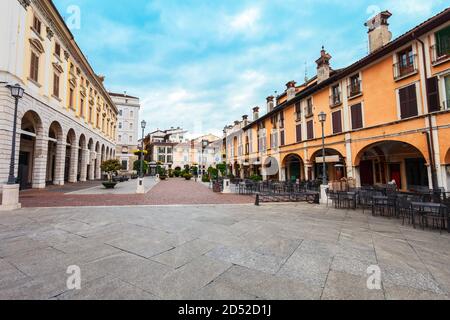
[109,92,140,100]
[243,7,450,130]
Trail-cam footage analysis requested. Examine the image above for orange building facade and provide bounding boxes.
[225,9,450,192]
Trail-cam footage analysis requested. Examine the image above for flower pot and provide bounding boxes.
[160,175,167,180]
[102,181,117,189]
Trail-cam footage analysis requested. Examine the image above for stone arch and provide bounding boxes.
[282,153,305,182]
[354,140,429,190]
[18,110,44,189]
[309,148,346,182]
[47,121,64,185]
[444,148,450,165]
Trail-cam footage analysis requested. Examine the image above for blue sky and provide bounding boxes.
[54,0,449,137]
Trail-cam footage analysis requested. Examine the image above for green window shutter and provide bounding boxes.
[436,25,450,56]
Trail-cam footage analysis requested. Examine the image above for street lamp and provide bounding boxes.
[7,84,25,185]
[201,139,209,176]
[318,112,328,185]
[140,120,147,178]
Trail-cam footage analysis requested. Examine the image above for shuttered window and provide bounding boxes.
[351,103,363,129]
[296,124,302,143]
[280,131,285,146]
[427,77,440,112]
[332,110,342,134]
[307,120,314,140]
[399,84,418,119]
[53,73,59,97]
[30,52,39,82]
[436,25,450,57]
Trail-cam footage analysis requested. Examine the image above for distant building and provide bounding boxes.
[110,92,140,171]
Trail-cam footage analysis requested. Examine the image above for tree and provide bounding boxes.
[216,163,227,177]
[133,160,148,174]
[101,159,122,182]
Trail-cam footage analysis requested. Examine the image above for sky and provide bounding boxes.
[53,0,449,138]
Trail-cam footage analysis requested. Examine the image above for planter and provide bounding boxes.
[102,181,117,189]
[160,175,167,180]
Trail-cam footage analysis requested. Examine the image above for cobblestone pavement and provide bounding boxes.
[0,203,449,300]
[4,179,253,208]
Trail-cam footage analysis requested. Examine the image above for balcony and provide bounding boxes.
[347,81,362,98]
[431,44,450,65]
[304,105,314,118]
[329,92,342,108]
[393,55,418,80]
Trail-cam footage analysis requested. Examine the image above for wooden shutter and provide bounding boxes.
[280,131,285,146]
[399,85,418,119]
[427,77,440,112]
[332,110,342,134]
[351,103,363,129]
[296,124,302,142]
[307,121,314,140]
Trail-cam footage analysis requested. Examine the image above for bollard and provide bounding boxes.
[255,194,260,206]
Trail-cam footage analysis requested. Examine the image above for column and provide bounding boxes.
[53,141,66,186]
[68,145,79,183]
[79,149,87,182]
[88,151,95,180]
[95,153,102,180]
[32,136,48,189]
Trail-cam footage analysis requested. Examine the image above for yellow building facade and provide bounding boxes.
[0,0,117,190]
[226,9,450,192]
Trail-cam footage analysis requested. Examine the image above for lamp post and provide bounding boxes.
[136,120,146,194]
[140,120,146,178]
[318,112,327,185]
[201,139,209,177]
[1,84,24,211]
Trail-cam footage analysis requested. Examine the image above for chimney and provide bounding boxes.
[266,96,275,113]
[365,11,392,53]
[286,81,296,101]
[316,46,332,84]
[234,120,240,126]
[253,107,260,121]
[242,115,249,126]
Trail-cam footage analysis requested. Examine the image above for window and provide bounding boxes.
[348,74,361,97]
[280,131,285,146]
[158,155,166,163]
[305,98,313,116]
[118,135,122,142]
[119,109,123,116]
[296,124,302,143]
[435,26,450,59]
[129,136,132,143]
[167,155,173,163]
[69,88,75,109]
[33,16,42,35]
[295,102,301,121]
[399,84,418,119]
[279,112,285,129]
[130,111,134,118]
[55,43,61,58]
[332,110,342,134]
[445,75,450,109]
[427,77,441,113]
[80,98,84,117]
[53,73,59,97]
[395,47,416,79]
[29,51,39,82]
[130,123,133,130]
[306,120,314,140]
[351,103,363,130]
[330,85,341,106]
[88,106,93,123]
[121,161,128,170]
[158,147,166,154]
[118,122,122,129]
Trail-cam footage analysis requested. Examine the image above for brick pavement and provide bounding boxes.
[1,179,253,208]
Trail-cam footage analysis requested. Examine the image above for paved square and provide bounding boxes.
[0,203,449,300]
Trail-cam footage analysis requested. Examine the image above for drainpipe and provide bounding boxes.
[415,35,439,190]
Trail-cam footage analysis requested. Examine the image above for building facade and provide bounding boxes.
[225,9,450,192]
[110,92,140,171]
[143,129,186,171]
[0,0,117,191]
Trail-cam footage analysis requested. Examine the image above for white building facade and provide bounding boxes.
[110,93,140,171]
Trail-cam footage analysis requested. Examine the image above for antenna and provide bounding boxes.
[304,61,308,83]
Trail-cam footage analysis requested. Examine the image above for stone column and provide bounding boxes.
[88,151,95,180]
[68,145,78,183]
[79,149,88,182]
[53,142,66,186]
[32,136,48,189]
[95,154,102,180]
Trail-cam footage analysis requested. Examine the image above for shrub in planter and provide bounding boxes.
[174,170,181,178]
[101,159,122,189]
[184,173,193,180]
[160,175,167,180]
[202,176,210,183]
[102,181,117,189]
[249,175,263,182]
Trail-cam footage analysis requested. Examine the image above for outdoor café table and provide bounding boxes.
[411,202,449,233]
[337,192,357,210]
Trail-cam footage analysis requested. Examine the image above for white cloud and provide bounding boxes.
[229,7,261,32]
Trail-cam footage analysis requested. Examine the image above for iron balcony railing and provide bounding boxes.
[347,81,362,98]
[305,105,314,118]
[431,43,450,64]
[393,54,418,80]
[329,92,342,107]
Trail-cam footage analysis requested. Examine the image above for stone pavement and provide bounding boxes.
[68,177,158,195]
[8,179,254,208]
[0,203,449,300]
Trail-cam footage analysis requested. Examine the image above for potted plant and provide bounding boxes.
[101,159,122,189]
[158,166,167,180]
[184,173,193,181]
